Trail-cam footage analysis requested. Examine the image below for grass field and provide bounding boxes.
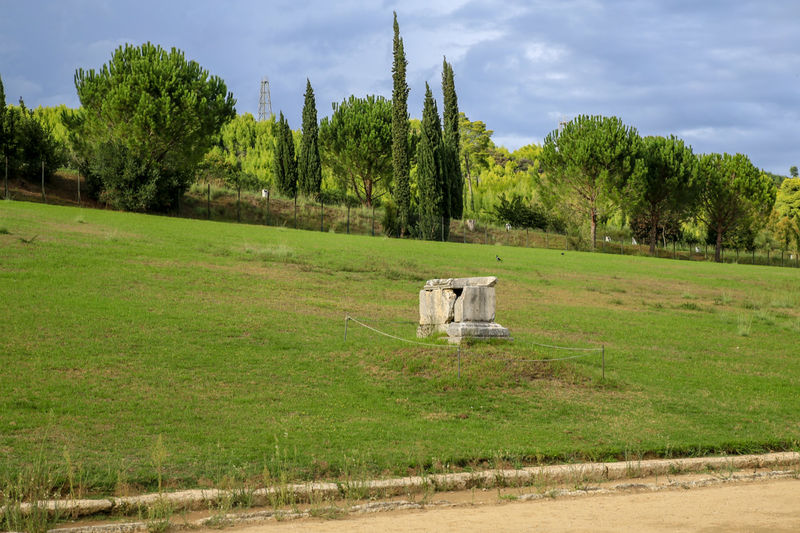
[1,199,800,497]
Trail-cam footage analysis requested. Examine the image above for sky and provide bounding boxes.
[1,0,797,175]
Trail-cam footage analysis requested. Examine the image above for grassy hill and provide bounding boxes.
[1,200,799,495]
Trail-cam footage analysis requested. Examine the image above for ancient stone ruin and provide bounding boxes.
[417,276,510,343]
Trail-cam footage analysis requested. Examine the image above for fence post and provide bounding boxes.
[266,191,270,225]
[545,229,549,249]
[77,172,81,207]
[320,197,324,232]
[347,205,350,234]
[41,159,45,203]
[344,316,349,342]
[457,345,461,379]
[294,195,298,228]
[441,215,444,242]
[620,239,624,255]
[463,219,466,244]
[4,155,8,200]
[526,228,529,248]
[484,222,487,244]
[206,184,210,219]
[602,345,605,380]
[372,205,375,236]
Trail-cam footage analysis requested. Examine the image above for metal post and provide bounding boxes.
[320,198,324,232]
[294,195,297,228]
[602,345,605,380]
[673,240,676,260]
[207,184,210,219]
[347,205,350,234]
[463,219,466,244]
[266,191,270,225]
[77,172,81,207]
[41,159,45,203]
[344,316,349,342]
[484,222,487,245]
[371,205,375,236]
[526,228,529,248]
[457,345,461,379]
[4,155,7,200]
[620,239,624,255]
[545,229,549,249]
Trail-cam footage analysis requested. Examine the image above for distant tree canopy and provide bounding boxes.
[696,153,776,262]
[272,111,298,197]
[298,79,322,198]
[625,135,699,255]
[540,114,641,248]
[492,193,547,231]
[319,95,392,207]
[72,42,236,211]
[772,177,800,250]
[0,98,63,184]
[416,83,446,241]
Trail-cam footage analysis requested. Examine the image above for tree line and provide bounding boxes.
[0,20,797,262]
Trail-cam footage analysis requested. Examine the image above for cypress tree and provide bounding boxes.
[417,83,445,240]
[442,58,463,221]
[0,74,6,162]
[298,79,321,197]
[391,11,411,237]
[273,112,297,197]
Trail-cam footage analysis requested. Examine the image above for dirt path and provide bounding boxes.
[211,477,800,533]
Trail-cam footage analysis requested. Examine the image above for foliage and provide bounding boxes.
[319,95,392,207]
[391,11,411,236]
[492,193,547,230]
[2,101,63,184]
[73,42,236,211]
[540,115,641,247]
[441,59,463,220]
[771,177,800,249]
[624,135,699,254]
[32,105,78,168]
[298,79,322,198]
[459,112,494,212]
[696,153,776,261]
[790,166,798,178]
[272,112,297,197]
[416,83,445,240]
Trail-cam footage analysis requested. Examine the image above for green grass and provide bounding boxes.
[2,201,800,497]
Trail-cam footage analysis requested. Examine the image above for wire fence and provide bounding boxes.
[344,315,605,379]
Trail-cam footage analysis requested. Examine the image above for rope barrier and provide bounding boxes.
[344,316,455,349]
[343,314,606,379]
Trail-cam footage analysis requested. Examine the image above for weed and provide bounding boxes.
[0,227,9,234]
[498,493,518,501]
[18,234,37,244]
[737,314,753,337]
[151,435,168,494]
[142,497,174,533]
[713,292,732,306]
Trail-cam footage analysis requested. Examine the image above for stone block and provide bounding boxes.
[454,286,495,322]
[418,288,456,325]
[446,321,510,343]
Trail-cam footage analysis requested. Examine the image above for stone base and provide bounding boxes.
[416,324,448,338]
[446,321,511,344]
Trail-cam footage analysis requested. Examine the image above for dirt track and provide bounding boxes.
[213,476,800,533]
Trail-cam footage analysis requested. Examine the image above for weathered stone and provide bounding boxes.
[454,286,495,323]
[418,289,456,325]
[422,276,497,291]
[446,321,510,343]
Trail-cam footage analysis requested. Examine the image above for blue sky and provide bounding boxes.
[1,0,797,174]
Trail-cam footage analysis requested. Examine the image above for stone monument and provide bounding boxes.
[417,276,510,343]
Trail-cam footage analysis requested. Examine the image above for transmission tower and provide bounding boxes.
[258,77,273,121]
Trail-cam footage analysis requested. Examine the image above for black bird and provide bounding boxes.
[496,255,502,262]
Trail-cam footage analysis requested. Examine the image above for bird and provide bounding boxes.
[496,255,502,262]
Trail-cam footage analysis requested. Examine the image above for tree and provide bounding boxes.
[298,79,321,197]
[319,95,392,207]
[272,111,297,197]
[73,42,236,211]
[539,115,640,247]
[441,58,463,220]
[696,153,776,262]
[0,74,6,167]
[3,100,63,184]
[458,112,494,212]
[790,165,798,178]
[391,12,411,236]
[772,177,800,250]
[416,83,446,240]
[625,135,699,255]
[493,193,548,230]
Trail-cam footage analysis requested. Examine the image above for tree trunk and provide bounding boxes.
[464,154,474,212]
[649,214,658,256]
[590,206,597,249]
[715,226,723,262]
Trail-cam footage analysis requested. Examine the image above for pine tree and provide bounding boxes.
[298,79,321,197]
[441,59,463,221]
[273,112,297,197]
[417,83,445,240]
[391,11,411,237]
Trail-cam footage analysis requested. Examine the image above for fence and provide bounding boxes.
[343,315,605,380]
